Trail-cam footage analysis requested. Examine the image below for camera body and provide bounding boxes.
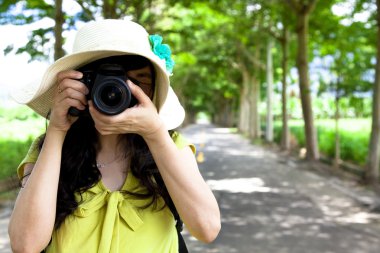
[68,63,137,116]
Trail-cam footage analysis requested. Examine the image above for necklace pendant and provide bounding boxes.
[96,163,105,169]
[96,156,126,169]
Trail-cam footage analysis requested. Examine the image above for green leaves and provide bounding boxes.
[1,0,377,127]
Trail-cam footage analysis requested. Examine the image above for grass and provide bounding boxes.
[0,188,18,201]
[316,118,370,132]
[0,108,45,140]
[0,106,45,180]
[274,118,371,166]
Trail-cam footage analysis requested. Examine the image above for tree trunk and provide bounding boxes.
[249,46,261,140]
[54,0,64,61]
[250,76,261,139]
[103,0,117,18]
[296,12,319,160]
[215,100,233,127]
[251,78,261,139]
[266,38,274,142]
[248,78,260,139]
[184,107,196,126]
[366,0,380,185]
[281,27,290,150]
[333,94,340,169]
[239,68,250,135]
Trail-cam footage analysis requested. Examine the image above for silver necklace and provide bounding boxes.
[96,156,126,169]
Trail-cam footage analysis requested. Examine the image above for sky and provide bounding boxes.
[0,20,50,106]
[0,0,82,107]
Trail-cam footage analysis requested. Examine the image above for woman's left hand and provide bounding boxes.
[88,80,164,138]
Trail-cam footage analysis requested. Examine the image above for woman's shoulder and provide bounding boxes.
[17,134,44,179]
[170,131,196,154]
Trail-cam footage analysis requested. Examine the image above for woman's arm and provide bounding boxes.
[8,70,88,253]
[144,128,221,243]
[8,127,66,253]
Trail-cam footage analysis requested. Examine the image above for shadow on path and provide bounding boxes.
[0,201,13,253]
[180,124,380,253]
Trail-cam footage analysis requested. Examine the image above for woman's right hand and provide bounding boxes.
[49,70,89,132]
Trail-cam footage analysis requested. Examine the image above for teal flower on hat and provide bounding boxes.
[149,34,175,74]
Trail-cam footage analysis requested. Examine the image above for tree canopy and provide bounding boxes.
[1,0,380,183]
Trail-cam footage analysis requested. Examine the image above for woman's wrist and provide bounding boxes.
[46,124,68,141]
[142,120,168,145]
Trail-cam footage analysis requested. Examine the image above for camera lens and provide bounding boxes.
[100,85,123,107]
[92,77,132,115]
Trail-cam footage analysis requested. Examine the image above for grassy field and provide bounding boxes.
[274,118,371,166]
[0,106,45,180]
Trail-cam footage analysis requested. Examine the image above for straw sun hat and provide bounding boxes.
[11,19,185,130]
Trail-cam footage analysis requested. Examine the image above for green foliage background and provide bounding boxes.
[0,0,378,181]
[273,118,370,166]
[0,107,45,180]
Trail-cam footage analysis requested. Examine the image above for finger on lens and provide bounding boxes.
[127,81,146,102]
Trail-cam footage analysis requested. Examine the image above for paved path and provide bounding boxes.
[1,124,380,253]
[0,201,13,253]
[180,124,380,253]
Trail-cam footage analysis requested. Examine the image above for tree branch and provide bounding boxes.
[76,0,96,20]
[238,43,266,70]
[285,0,301,13]
[305,0,318,14]
[265,26,282,41]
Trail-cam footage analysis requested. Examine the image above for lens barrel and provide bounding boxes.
[92,75,132,115]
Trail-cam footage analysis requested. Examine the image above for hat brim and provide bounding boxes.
[159,86,185,130]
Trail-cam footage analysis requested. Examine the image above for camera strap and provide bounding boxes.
[153,173,189,253]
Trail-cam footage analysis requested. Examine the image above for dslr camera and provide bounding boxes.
[69,61,137,116]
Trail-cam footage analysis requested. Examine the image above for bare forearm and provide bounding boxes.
[9,126,66,252]
[144,128,221,242]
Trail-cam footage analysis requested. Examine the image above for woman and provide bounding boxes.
[8,19,220,253]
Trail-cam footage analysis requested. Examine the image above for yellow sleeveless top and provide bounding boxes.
[17,132,195,253]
